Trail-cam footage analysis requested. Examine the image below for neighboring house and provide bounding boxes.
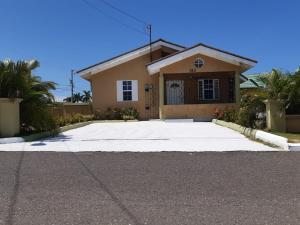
[78,39,257,120]
[240,73,267,90]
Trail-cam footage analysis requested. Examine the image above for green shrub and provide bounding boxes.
[55,113,93,127]
[93,107,139,120]
[214,107,237,122]
[223,108,237,122]
[21,102,57,133]
[71,113,84,123]
[237,94,266,128]
[93,110,104,120]
[214,94,266,129]
[120,107,139,120]
[107,107,122,120]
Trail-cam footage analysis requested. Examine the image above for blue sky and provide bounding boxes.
[1,0,300,100]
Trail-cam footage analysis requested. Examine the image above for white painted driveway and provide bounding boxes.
[0,121,277,152]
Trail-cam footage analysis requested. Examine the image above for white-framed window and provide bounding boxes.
[198,79,220,100]
[116,80,138,102]
[122,80,132,101]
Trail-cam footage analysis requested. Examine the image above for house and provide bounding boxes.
[240,73,268,93]
[77,39,257,120]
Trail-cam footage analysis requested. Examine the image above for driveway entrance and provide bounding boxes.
[0,121,277,152]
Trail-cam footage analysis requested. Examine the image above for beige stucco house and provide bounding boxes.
[78,39,257,120]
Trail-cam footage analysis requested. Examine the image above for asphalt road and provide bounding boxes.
[0,152,299,225]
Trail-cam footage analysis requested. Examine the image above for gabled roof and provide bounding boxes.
[77,39,185,79]
[147,43,257,75]
[240,73,267,89]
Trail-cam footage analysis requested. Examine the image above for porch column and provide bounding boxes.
[235,71,241,104]
[159,72,164,119]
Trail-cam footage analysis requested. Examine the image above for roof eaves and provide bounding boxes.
[77,39,185,74]
[146,42,258,67]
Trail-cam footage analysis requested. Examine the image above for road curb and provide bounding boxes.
[212,119,257,139]
[212,119,289,150]
[288,143,300,151]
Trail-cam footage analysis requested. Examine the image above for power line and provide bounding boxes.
[80,0,148,36]
[95,0,147,25]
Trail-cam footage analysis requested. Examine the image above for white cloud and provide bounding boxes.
[54,95,67,102]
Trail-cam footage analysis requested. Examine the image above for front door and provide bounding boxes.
[166,80,184,105]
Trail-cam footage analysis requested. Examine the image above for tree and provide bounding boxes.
[63,90,92,103]
[0,60,57,131]
[258,68,300,110]
[73,92,82,103]
[81,90,92,103]
[63,96,72,103]
[0,60,28,98]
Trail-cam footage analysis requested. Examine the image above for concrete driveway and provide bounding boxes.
[0,121,277,152]
[0,152,299,225]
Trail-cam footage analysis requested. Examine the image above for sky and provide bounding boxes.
[1,0,300,101]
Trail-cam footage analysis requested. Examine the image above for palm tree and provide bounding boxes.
[0,60,28,98]
[0,59,57,131]
[81,90,92,103]
[63,96,72,103]
[258,69,300,110]
[73,92,82,103]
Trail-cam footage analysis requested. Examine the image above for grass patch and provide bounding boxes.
[271,132,300,143]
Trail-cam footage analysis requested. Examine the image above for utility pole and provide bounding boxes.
[70,69,74,103]
[147,24,152,62]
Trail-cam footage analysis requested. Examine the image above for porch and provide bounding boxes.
[158,71,240,119]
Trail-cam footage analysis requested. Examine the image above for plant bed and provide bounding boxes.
[23,121,93,142]
[0,120,140,144]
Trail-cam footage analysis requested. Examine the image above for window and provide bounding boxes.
[198,79,220,100]
[194,58,204,69]
[116,80,138,102]
[122,80,132,101]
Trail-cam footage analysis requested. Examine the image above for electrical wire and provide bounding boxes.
[95,0,148,25]
[80,0,148,36]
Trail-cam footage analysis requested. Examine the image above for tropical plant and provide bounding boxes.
[63,90,92,103]
[63,96,72,102]
[258,69,300,110]
[93,107,139,120]
[213,107,237,122]
[73,92,82,103]
[56,113,93,127]
[0,60,31,98]
[0,59,57,132]
[120,107,139,120]
[237,93,266,128]
[81,90,92,103]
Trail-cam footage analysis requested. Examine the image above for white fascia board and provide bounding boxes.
[79,41,185,78]
[147,45,257,75]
